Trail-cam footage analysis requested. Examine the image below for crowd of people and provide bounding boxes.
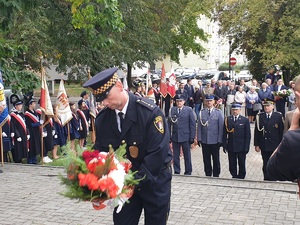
[0,90,106,165]
[137,68,298,181]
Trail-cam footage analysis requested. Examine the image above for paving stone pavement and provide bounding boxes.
[1,113,299,224]
[0,164,299,225]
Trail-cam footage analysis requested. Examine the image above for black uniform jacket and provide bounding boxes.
[93,92,172,188]
[254,112,284,152]
[267,129,300,181]
[223,115,251,153]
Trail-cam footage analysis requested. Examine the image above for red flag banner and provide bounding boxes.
[40,68,53,116]
[56,79,72,126]
[167,67,176,98]
[159,63,168,97]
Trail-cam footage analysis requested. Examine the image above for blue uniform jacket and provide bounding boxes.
[93,92,172,188]
[197,107,224,144]
[223,115,251,153]
[168,106,196,143]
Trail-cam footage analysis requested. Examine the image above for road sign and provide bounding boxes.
[230,57,237,66]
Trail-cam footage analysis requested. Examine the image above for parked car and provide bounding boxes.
[180,68,197,79]
[234,70,253,82]
[132,73,161,87]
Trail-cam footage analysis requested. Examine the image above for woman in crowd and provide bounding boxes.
[52,104,67,159]
[234,86,246,116]
[77,100,88,149]
[246,86,259,123]
[69,102,80,151]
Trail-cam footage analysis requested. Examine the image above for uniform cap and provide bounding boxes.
[205,94,215,100]
[263,98,275,105]
[10,94,23,107]
[78,99,84,107]
[231,102,242,109]
[175,94,185,101]
[83,67,119,102]
[80,91,87,98]
[23,92,35,106]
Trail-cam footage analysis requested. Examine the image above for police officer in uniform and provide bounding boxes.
[197,94,224,177]
[254,98,284,180]
[83,67,172,225]
[223,103,251,179]
[169,94,196,175]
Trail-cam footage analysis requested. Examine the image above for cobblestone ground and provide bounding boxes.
[1,108,299,225]
[0,164,299,225]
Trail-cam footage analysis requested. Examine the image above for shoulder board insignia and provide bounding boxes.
[136,98,156,111]
[154,116,164,134]
[96,107,107,118]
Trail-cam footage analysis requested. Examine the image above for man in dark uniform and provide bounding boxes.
[254,98,284,180]
[223,103,251,179]
[83,67,172,225]
[267,76,300,181]
[175,82,188,104]
[197,94,224,177]
[169,94,196,175]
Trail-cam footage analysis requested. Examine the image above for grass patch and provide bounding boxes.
[35,82,86,98]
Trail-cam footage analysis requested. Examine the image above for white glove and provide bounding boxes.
[52,130,55,136]
[40,119,44,125]
[2,132,7,137]
[43,132,47,137]
[54,135,58,138]
[11,133,15,138]
[27,135,30,140]
[17,137,22,142]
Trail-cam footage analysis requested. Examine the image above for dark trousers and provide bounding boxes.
[201,143,220,177]
[113,166,172,225]
[163,95,171,117]
[276,100,286,118]
[228,151,246,179]
[261,150,273,180]
[172,141,192,175]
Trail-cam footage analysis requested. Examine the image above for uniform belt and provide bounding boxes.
[162,161,172,170]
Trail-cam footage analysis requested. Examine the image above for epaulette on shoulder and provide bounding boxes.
[136,98,156,111]
[215,108,221,111]
[200,108,206,111]
[257,112,264,115]
[274,111,282,115]
[96,107,108,118]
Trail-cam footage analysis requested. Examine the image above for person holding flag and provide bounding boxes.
[10,95,29,163]
[56,79,73,140]
[0,69,10,169]
[24,92,43,164]
[160,63,172,117]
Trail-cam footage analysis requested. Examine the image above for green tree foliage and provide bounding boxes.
[211,0,300,82]
[1,0,208,90]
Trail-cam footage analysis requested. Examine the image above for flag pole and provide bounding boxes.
[0,126,3,167]
[67,122,70,142]
[87,68,96,144]
[40,56,44,165]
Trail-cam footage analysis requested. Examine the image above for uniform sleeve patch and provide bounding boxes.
[154,116,164,134]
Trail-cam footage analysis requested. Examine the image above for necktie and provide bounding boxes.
[118,112,124,131]
[208,109,211,116]
[178,108,181,114]
[234,116,237,122]
[267,114,270,120]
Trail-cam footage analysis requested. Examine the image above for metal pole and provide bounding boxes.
[229,40,232,80]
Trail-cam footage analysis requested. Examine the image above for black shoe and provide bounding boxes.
[0,169,3,173]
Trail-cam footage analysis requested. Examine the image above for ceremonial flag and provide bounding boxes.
[0,68,8,127]
[123,75,128,91]
[56,79,72,126]
[159,63,168,97]
[89,92,97,118]
[40,68,53,116]
[167,66,176,98]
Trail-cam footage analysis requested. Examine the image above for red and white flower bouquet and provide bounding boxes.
[273,89,291,101]
[60,144,141,212]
